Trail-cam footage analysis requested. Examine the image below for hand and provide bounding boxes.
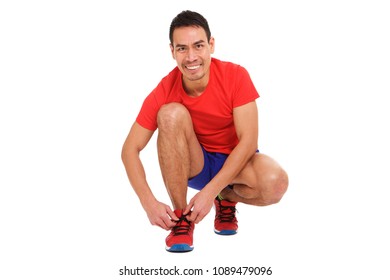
[184,190,214,224]
[144,200,179,230]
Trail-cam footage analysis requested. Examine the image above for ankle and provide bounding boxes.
[219,185,234,201]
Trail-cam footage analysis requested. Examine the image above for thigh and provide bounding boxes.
[233,153,285,188]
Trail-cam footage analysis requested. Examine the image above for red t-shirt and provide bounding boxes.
[136,58,259,154]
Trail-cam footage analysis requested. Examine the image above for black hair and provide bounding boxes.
[169,10,211,45]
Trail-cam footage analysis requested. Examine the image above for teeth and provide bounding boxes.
[187,65,200,70]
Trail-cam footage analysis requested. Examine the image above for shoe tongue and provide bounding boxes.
[220,200,236,206]
[174,209,184,217]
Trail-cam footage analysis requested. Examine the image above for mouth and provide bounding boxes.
[185,64,201,71]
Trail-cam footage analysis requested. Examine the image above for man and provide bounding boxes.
[121,10,288,252]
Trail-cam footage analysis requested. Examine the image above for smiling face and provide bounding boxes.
[170,26,215,95]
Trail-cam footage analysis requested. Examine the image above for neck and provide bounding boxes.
[183,75,209,97]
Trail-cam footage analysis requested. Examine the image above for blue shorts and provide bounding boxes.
[188,146,229,191]
[187,147,259,191]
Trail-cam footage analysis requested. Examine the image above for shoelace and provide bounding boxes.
[217,201,237,223]
[172,215,192,236]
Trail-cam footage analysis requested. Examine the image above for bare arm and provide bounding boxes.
[207,100,258,193]
[121,122,178,229]
[185,101,258,222]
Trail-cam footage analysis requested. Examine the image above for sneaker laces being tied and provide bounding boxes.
[172,214,192,236]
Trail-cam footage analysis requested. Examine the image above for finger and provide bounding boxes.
[167,216,178,228]
[186,212,195,222]
[166,207,179,221]
[156,220,170,230]
[194,213,204,224]
[160,215,178,229]
[183,201,194,215]
[187,208,199,222]
[162,220,176,230]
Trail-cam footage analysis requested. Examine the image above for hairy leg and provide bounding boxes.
[221,153,289,206]
[157,103,203,210]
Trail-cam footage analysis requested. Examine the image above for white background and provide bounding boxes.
[1,0,389,279]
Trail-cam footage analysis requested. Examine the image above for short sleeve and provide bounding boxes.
[136,89,159,131]
[232,66,260,108]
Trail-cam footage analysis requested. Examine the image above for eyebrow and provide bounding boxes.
[175,40,206,48]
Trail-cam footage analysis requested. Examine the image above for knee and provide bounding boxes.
[257,169,289,206]
[157,103,189,130]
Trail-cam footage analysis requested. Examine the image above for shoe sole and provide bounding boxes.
[214,229,237,235]
[166,244,194,252]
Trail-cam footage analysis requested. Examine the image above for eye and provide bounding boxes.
[196,44,204,49]
[176,46,186,52]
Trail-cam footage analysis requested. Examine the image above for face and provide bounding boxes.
[170,26,215,87]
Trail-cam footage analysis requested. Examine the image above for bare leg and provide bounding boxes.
[221,153,289,206]
[157,103,204,210]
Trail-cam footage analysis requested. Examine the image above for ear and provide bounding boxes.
[170,43,175,59]
[209,37,215,54]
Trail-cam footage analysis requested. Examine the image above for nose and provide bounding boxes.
[186,47,197,61]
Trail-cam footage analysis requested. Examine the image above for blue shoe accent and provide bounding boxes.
[214,229,237,235]
[166,243,194,252]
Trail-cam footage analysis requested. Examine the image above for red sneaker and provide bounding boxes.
[214,198,238,235]
[165,209,194,252]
